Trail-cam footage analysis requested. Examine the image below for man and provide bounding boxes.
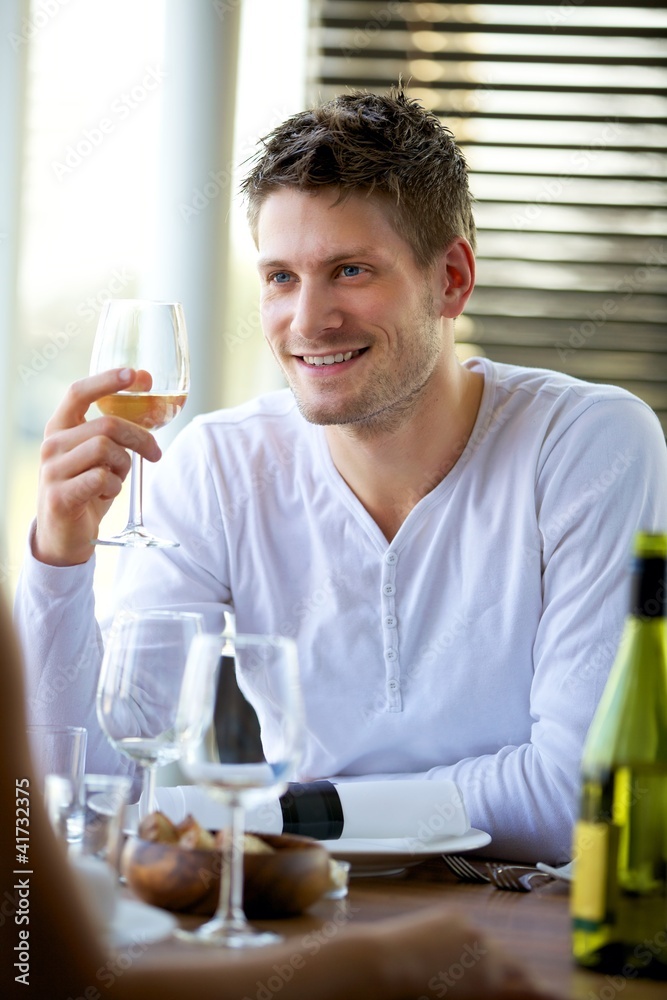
[15,89,667,863]
[0,591,550,1000]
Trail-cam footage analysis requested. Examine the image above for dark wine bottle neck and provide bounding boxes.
[631,556,667,618]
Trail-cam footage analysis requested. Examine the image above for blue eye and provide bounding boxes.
[341,265,363,277]
[272,272,291,284]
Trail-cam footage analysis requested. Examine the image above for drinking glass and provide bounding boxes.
[45,773,131,863]
[27,724,88,790]
[45,773,132,934]
[96,609,206,820]
[28,724,88,846]
[176,632,303,948]
[89,298,189,547]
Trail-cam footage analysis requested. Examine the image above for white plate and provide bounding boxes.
[107,898,176,950]
[321,828,491,875]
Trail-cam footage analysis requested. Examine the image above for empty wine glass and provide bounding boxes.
[90,298,189,547]
[96,609,205,820]
[176,632,303,948]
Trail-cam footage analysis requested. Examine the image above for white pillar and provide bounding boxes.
[0,0,29,582]
[143,0,242,436]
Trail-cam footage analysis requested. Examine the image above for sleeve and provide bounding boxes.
[335,396,667,864]
[13,418,231,776]
[12,533,125,775]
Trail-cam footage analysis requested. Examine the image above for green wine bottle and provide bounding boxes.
[572,532,667,978]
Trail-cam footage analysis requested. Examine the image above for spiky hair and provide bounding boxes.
[241,87,476,267]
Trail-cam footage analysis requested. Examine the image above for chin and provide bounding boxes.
[294,401,351,426]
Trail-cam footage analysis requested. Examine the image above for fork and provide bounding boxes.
[441,854,491,883]
[488,865,553,892]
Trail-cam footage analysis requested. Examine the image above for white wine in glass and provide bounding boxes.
[90,298,189,548]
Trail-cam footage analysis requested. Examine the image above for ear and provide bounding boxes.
[434,238,475,319]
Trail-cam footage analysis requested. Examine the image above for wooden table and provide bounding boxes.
[129,857,666,999]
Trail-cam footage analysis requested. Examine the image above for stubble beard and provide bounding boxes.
[284,295,443,437]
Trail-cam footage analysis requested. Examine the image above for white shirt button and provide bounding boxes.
[383,583,395,596]
[384,615,396,628]
[385,648,397,661]
[388,679,399,691]
[385,552,398,565]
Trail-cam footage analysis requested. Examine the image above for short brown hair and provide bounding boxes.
[241,88,476,267]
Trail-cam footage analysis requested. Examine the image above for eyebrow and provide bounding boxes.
[256,247,383,270]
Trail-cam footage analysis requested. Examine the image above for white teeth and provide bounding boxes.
[303,350,359,367]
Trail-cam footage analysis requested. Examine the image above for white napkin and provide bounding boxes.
[333,780,469,840]
[138,779,469,843]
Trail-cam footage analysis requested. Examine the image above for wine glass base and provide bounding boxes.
[93,529,179,549]
[173,923,282,949]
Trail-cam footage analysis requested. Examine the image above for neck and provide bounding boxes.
[324,357,484,541]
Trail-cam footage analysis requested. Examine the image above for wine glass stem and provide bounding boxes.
[126,452,145,531]
[139,765,157,821]
[215,800,248,929]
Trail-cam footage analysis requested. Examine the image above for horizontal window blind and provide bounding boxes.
[308,0,667,430]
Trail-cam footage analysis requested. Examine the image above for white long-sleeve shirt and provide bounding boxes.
[15,357,667,862]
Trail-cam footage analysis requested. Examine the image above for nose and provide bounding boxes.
[290,280,343,342]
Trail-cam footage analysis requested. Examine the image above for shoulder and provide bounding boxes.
[469,356,664,440]
[178,390,307,449]
[163,390,314,479]
[191,388,300,432]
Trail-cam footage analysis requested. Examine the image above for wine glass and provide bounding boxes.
[96,609,206,820]
[176,632,303,948]
[90,298,189,547]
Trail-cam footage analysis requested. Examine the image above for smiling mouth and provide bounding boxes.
[301,349,366,367]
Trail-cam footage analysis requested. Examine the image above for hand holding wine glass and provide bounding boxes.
[96,609,206,820]
[90,298,189,548]
[177,632,303,948]
[34,367,162,567]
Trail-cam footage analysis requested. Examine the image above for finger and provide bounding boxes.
[131,369,153,392]
[42,415,162,464]
[45,368,136,434]
[41,435,134,488]
[48,467,127,517]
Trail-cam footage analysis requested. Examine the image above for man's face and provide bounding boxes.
[256,187,445,432]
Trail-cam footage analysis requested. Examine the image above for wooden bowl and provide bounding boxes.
[120,832,332,918]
